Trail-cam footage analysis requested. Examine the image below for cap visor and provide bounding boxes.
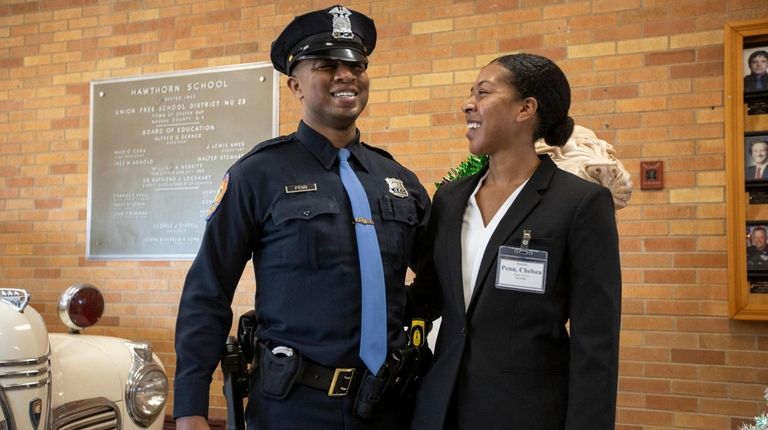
[295,47,367,64]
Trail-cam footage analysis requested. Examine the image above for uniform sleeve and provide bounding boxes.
[173,163,259,419]
[406,184,443,323]
[564,185,622,429]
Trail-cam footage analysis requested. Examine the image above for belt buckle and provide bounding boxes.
[328,368,356,397]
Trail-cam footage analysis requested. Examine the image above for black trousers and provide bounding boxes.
[245,383,411,430]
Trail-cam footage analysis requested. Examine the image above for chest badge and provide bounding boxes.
[385,177,408,198]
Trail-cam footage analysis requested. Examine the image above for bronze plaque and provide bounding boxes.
[88,63,278,260]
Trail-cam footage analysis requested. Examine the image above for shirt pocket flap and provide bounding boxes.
[379,196,418,226]
[272,195,340,225]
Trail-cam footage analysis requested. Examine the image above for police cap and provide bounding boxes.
[270,5,377,76]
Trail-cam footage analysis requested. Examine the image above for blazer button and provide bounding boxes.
[460,328,466,336]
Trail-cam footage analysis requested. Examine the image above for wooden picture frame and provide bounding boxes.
[725,18,768,320]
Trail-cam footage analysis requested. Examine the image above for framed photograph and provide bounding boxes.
[743,44,768,95]
[746,221,768,271]
[725,18,768,320]
[744,133,768,185]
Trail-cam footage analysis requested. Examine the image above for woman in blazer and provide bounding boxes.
[411,54,622,430]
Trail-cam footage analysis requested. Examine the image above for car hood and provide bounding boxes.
[48,333,136,404]
[0,301,49,361]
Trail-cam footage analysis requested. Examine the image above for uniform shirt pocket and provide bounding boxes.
[379,196,419,268]
[271,194,340,270]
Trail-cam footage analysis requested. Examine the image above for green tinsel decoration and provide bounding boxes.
[435,154,489,188]
[739,388,768,430]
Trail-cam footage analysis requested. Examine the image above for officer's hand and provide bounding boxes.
[176,416,211,430]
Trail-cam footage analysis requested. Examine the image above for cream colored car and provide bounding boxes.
[0,284,168,430]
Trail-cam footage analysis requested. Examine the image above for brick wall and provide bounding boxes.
[2,1,768,428]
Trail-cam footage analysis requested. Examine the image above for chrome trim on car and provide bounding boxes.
[1,377,51,391]
[0,369,46,379]
[0,357,48,368]
[0,388,16,430]
[51,398,120,430]
[0,289,31,313]
[0,354,52,430]
[0,355,51,391]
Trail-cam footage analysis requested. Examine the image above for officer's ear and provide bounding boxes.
[287,75,303,100]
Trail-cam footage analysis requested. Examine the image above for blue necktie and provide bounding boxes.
[338,147,387,374]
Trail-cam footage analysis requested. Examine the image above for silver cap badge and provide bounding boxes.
[329,6,354,40]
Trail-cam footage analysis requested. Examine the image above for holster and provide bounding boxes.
[221,310,259,430]
[353,318,435,419]
[388,347,422,398]
[353,369,390,420]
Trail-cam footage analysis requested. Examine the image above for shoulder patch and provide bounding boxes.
[206,173,230,221]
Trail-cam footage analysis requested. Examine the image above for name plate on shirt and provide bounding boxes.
[495,246,548,294]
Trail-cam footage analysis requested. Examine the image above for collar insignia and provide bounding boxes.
[329,6,354,40]
[385,178,408,198]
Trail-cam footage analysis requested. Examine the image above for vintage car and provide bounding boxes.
[0,284,168,430]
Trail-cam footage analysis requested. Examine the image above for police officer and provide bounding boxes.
[173,5,431,430]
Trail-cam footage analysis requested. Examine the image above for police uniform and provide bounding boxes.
[173,5,431,430]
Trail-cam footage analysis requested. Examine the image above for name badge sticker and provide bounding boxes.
[495,245,548,294]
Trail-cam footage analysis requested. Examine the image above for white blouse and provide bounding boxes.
[460,171,528,311]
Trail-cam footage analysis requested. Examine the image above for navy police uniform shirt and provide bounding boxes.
[173,121,431,418]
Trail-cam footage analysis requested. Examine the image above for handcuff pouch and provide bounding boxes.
[258,347,302,399]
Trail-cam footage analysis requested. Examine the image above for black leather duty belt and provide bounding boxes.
[297,360,362,397]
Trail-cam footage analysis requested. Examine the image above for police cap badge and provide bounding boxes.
[270,5,377,76]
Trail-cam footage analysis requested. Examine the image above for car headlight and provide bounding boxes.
[125,342,168,428]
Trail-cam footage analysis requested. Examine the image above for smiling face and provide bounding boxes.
[749,53,768,76]
[752,141,768,165]
[288,58,369,134]
[461,62,535,155]
[752,228,767,250]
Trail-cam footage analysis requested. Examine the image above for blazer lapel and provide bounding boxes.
[466,156,557,315]
[439,172,485,315]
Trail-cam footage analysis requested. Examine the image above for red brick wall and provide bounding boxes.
[2,1,768,428]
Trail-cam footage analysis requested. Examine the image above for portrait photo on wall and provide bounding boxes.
[744,44,768,118]
[744,133,768,187]
[744,45,768,95]
[747,222,768,293]
[746,221,768,271]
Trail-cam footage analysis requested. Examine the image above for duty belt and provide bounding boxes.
[297,360,362,397]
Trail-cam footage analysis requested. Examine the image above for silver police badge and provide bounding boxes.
[329,6,353,39]
[385,178,408,198]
